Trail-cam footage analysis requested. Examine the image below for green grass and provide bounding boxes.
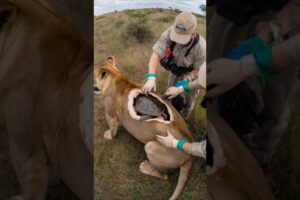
[94,9,206,199]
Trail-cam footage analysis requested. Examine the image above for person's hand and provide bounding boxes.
[156,130,178,149]
[142,76,156,93]
[207,55,258,98]
[255,21,273,44]
[164,86,184,99]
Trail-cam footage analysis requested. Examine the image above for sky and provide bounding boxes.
[94,0,206,16]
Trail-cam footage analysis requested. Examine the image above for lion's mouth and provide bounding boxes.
[94,86,101,94]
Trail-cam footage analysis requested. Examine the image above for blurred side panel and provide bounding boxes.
[0,0,93,199]
[206,0,300,199]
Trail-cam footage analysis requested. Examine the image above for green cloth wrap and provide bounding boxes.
[176,140,186,152]
[175,80,190,93]
[239,37,266,50]
[253,47,278,77]
[146,73,157,78]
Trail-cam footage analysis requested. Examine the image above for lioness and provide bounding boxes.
[94,57,193,200]
[0,0,92,199]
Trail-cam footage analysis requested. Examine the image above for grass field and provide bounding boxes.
[268,91,300,200]
[94,9,207,200]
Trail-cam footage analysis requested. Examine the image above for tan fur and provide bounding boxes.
[0,0,92,199]
[39,0,92,41]
[207,102,275,200]
[94,57,193,200]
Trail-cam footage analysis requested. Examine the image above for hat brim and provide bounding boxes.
[170,27,192,45]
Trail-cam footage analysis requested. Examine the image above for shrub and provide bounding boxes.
[124,18,153,43]
[159,16,172,23]
[125,10,146,18]
[174,8,181,13]
[114,20,124,28]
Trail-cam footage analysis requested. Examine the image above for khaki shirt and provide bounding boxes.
[189,62,206,89]
[153,27,206,70]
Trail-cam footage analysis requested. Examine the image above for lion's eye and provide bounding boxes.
[101,71,107,79]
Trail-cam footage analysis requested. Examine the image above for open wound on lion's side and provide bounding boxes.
[128,89,173,123]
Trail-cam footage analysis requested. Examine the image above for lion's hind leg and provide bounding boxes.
[140,141,191,200]
[140,141,189,178]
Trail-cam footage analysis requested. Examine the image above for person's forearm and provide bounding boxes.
[266,36,299,72]
[186,69,200,91]
[189,68,199,80]
[248,36,299,77]
[148,52,160,74]
[182,142,191,154]
[189,79,201,91]
[272,44,287,71]
[275,35,300,71]
[188,81,197,91]
[188,62,206,90]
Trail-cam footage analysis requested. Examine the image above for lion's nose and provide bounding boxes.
[94,86,100,92]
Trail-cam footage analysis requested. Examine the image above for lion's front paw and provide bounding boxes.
[104,130,113,140]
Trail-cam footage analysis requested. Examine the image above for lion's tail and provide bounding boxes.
[169,158,193,200]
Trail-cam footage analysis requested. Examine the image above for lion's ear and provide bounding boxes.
[0,2,17,29]
[106,56,116,67]
[100,69,108,79]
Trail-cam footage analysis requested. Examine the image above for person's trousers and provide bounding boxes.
[168,72,199,120]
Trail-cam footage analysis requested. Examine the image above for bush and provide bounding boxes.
[174,8,181,13]
[114,19,124,28]
[159,16,172,23]
[124,18,153,43]
[125,10,146,18]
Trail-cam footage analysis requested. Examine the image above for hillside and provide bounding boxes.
[94,9,206,199]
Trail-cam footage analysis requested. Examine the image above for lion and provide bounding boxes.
[207,102,275,200]
[94,57,194,200]
[0,0,93,199]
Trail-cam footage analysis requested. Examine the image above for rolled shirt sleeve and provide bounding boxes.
[152,27,172,59]
[189,61,206,89]
[189,140,206,158]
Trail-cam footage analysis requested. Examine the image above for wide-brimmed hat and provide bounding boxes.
[170,12,197,44]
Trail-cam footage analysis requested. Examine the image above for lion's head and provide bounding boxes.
[94,56,121,95]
